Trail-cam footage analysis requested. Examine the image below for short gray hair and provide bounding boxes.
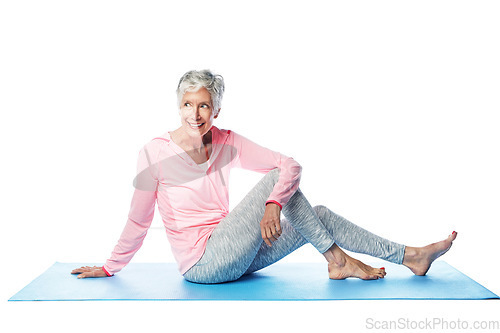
[176,70,225,114]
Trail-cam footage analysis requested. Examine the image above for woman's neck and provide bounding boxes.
[171,128,212,152]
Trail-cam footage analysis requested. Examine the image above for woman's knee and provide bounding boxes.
[313,205,344,225]
[266,168,280,183]
[313,204,329,218]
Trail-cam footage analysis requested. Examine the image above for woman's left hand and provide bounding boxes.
[260,203,282,246]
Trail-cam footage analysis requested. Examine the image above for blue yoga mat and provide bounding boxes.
[9,261,498,301]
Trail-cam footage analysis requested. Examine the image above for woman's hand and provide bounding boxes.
[260,203,282,246]
[71,266,108,279]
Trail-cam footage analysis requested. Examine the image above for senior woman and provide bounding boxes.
[72,70,457,283]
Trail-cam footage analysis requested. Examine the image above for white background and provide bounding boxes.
[1,0,499,332]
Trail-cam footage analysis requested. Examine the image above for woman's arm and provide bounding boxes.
[101,185,157,276]
[230,131,301,246]
[72,142,161,278]
[103,143,161,276]
[231,131,302,209]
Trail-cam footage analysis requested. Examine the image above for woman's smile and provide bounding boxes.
[187,121,205,129]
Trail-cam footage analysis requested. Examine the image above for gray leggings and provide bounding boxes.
[183,168,405,284]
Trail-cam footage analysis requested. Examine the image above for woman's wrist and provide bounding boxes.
[102,265,113,277]
[265,200,282,210]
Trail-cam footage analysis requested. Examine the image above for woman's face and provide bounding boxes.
[179,87,218,138]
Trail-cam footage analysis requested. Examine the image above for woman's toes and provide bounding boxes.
[365,273,380,280]
[376,268,386,278]
[374,268,385,279]
[359,263,383,280]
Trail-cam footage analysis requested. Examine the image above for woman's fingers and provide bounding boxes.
[262,227,272,246]
[71,266,106,278]
[71,266,93,273]
[78,268,106,278]
[261,226,274,246]
[274,222,282,236]
[261,225,281,246]
[78,269,100,278]
[77,272,91,279]
[268,227,279,242]
[71,267,87,274]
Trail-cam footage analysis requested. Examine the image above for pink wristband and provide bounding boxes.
[265,200,282,210]
[102,265,113,277]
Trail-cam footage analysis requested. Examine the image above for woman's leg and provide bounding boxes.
[184,168,342,283]
[183,168,456,283]
[243,196,456,279]
[312,205,457,277]
[184,168,390,283]
[243,194,405,277]
[313,205,405,264]
[310,204,457,277]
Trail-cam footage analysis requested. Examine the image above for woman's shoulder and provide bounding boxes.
[211,126,235,145]
[150,130,172,143]
[138,132,170,157]
[212,126,232,136]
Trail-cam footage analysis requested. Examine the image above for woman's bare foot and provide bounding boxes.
[402,231,457,276]
[324,244,386,280]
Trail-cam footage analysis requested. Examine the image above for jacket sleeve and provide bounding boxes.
[102,142,160,276]
[230,131,302,209]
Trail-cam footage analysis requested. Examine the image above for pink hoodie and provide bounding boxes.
[102,126,302,276]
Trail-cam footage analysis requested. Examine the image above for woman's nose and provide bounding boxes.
[193,107,201,119]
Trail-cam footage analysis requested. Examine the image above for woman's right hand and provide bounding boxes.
[71,266,108,279]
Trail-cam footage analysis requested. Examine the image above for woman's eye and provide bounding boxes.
[201,104,209,108]
[184,103,190,107]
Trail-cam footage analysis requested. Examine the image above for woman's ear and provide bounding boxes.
[214,108,221,119]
